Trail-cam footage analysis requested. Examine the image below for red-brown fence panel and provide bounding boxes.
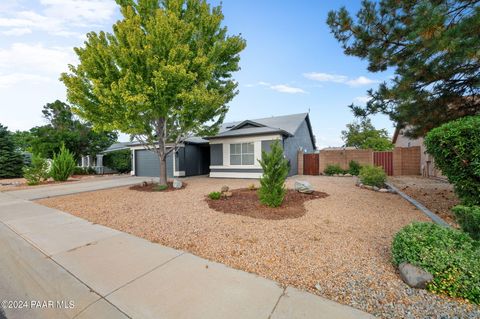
[373,151,393,176]
[303,153,319,175]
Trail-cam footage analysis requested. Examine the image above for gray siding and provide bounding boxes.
[135,149,173,178]
[174,148,185,172]
[210,144,223,165]
[283,120,315,176]
[261,140,280,154]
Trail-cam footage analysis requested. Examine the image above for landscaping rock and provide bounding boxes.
[345,173,352,177]
[364,185,373,190]
[173,179,182,189]
[373,186,380,191]
[222,191,233,198]
[221,185,229,192]
[379,188,389,193]
[399,262,433,289]
[294,181,314,194]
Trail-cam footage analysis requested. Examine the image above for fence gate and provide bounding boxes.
[373,151,393,176]
[303,153,319,175]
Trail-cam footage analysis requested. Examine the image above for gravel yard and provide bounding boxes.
[389,176,459,226]
[37,176,480,318]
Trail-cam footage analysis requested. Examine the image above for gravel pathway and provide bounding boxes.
[37,176,480,318]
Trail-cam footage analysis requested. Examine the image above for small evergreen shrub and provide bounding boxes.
[22,155,50,185]
[359,165,386,187]
[392,222,480,303]
[348,160,362,176]
[103,149,132,173]
[258,140,289,207]
[73,167,96,175]
[452,205,480,241]
[0,124,24,178]
[50,144,76,181]
[208,191,221,200]
[153,184,168,191]
[324,164,344,176]
[424,116,480,205]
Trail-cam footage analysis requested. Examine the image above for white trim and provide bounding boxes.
[174,171,186,177]
[209,172,262,179]
[131,149,136,175]
[210,165,261,170]
[209,134,281,144]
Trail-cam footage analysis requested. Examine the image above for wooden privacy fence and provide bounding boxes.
[373,151,393,176]
[303,153,319,175]
[297,146,421,176]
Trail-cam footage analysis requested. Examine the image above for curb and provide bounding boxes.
[385,182,451,228]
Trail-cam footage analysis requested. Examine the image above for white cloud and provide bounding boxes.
[346,76,378,87]
[249,81,306,94]
[303,72,379,87]
[1,27,32,36]
[0,1,117,37]
[270,84,306,94]
[0,73,51,88]
[303,72,347,83]
[353,96,371,104]
[0,43,76,76]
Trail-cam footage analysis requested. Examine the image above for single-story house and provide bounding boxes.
[84,113,316,179]
[392,126,444,178]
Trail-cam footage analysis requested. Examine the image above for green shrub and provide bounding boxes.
[392,222,480,303]
[258,140,289,207]
[208,191,221,200]
[103,149,132,173]
[50,144,76,181]
[324,164,344,176]
[153,184,168,191]
[348,160,362,176]
[452,205,480,240]
[359,165,386,187]
[22,155,50,185]
[0,124,24,178]
[424,116,480,205]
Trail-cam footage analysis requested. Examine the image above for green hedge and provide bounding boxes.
[359,165,386,187]
[452,205,480,241]
[424,116,480,205]
[348,160,361,176]
[392,222,480,303]
[103,149,132,173]
[324,164,345,175]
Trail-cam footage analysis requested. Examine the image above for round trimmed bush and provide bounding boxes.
[359,165,386,187]
[392,222,480,303]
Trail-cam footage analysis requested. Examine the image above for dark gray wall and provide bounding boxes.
[283,120,315,176]
[135,149,173,178]
[175,147,185,172]
[210,144,223,166]
[185,144,210,176]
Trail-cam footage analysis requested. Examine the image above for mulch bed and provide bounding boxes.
[206,188,328,220]
[129,181,187,192]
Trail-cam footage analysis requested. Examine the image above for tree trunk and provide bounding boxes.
[157,119,168,186]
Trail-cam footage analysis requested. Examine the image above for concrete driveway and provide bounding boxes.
[3,176,149,200]
[0,186,374,319]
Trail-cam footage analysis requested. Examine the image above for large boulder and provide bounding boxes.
[399,262,433,289]
[172,179,183,189]
[294,181,314,194]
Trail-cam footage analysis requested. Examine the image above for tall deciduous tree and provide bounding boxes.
[0,124,24,178]
[341,118,393,151]
[61,0,246,184]
[29,100,118,159]
[327,0,480,137]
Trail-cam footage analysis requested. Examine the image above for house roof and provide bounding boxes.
[209,113,315,145]
[102,142,131,153]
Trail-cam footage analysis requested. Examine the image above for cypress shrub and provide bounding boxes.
[50,144,76,181]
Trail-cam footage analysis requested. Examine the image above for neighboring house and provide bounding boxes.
[392,127,444,178]
[207,113,315,178]
[79,142,131,174]
[86,113,315,179]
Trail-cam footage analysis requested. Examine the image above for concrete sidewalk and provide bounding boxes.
[4,176,149,200]
[0,192,374,319]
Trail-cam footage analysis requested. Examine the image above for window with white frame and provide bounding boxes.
[230,142,254,165]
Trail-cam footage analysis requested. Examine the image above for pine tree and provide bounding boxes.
[258,140,289,207]
[0,124,24,178]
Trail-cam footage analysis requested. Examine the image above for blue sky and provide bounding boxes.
[0,0,394,148]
